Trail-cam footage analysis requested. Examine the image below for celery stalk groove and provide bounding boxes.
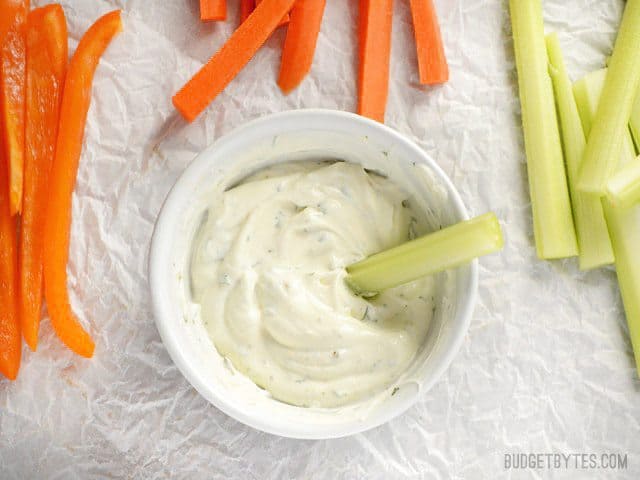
[509,0,577,259]
[345,213,504,295]
[574,69,640,375]
[577,0,640,193]
[546,33,613,270]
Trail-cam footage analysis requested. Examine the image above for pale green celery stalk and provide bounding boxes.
[509,0,577,259]
[345,213,504,295]
[577,0,640,194]
[574,69,640,375]
[606,159,640,209]
[631,93,640,152]
[546,33,613,270]
[574,70,636,171]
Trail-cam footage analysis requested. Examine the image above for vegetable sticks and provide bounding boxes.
[240,0,255,23]
[577,0,640,194]
[606,159,640,210]
[509,0,578,259]
[20,4,67,351]
[278,0,326,93]
[0,0,29,215]
[630,91,640,152]
[255,0,289,26]
[574,68,640,375]
[409,0,448,85]
[44,10,122,358]
[0,137,20,379]
[357,0,393,122]
[346,213,503,295]
[200,0,227,22]
[173,0,297,122]
[546,33,613,269]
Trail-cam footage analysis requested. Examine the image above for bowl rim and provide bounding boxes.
[149,109,478,439]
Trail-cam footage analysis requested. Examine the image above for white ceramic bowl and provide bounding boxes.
[149,110,478,439]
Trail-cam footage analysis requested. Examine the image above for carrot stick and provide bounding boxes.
[173,0,297,122]
[20,5,68,352]
[0,131,20,380]
[43,10,122,358]
[0,0,28,216]
[200,0,227,21]
[240,0,255,23]
[255,0,290,27]
[358,0,368,67]
[409,0,448,85]
[278,0,326,93]
[357,0,393,122]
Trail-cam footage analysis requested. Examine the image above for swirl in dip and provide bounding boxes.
[190,161,435,407]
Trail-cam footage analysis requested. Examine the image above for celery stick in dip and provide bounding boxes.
[190,161,436,408]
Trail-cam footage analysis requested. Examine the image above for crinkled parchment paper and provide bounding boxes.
[1,0,639,478]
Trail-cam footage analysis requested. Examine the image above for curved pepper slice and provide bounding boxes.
[20,5,68,351]
[0,0,28,216]
[43,10,122,358]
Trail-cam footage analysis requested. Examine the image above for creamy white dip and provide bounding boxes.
[190,161,435,407]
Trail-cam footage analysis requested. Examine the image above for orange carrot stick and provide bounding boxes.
[20,5,68,352]
[0,132,20,380]
[43,10,122,358]
[358,0,368,67]
[278,0,326,94]
[255,0,289,27]
[173,0,297,122]
[409,0,448,85]
[240,0,255,23]
[0,0,28,216]
[200,0,227,21]
[357,0,393,122]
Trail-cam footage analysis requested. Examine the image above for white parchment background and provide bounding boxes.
[1,0,639,478]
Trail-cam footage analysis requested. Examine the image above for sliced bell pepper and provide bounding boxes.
[20,4,68,351]
[0,0,29,216]
[43,10,122,358]
[0,133,20,380]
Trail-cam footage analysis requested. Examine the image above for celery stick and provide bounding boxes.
[509,0,577,259]
[574,70,637,162]
[606,159,640,209]
[577,0,640,194]
[575,69,640,375]
[630,93,640,152]
[546,33,614,270]
[602,204,640,375]
[345,213,504,295]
